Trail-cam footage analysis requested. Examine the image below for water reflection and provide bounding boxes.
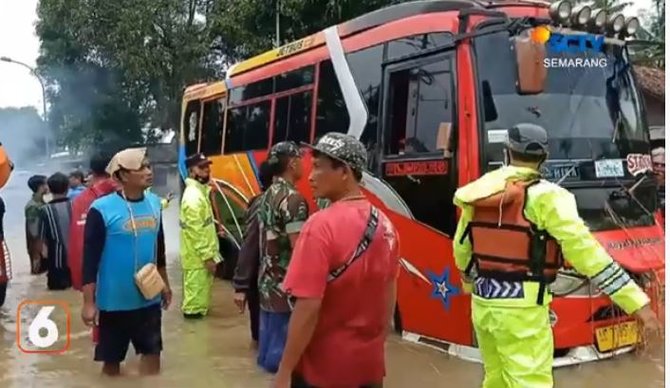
[0,204,662,388]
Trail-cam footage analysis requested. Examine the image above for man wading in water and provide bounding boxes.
[39,172,73,290]
[81,147,172,376]
[257,141,309,373]
[276,133,400,388]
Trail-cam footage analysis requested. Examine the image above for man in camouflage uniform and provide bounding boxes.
[25,175,48,274]
[257,141,309,373]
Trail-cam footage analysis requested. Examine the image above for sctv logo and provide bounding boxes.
[531,26,604,54]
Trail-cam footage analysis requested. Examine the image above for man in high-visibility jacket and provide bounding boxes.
[453,123,661,388]
[180,152,222,318]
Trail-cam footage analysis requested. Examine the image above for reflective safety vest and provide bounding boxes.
[463,179,563,304]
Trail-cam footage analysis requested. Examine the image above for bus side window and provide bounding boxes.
[347,44,384,169]
[224,101,271,153]
[273,91,312,145]
[385,60,454,156]
[386,33,454,62]
[380,52,458,236]
[315,60,349,140]
[183,100,201,156]
[200,97,225,156]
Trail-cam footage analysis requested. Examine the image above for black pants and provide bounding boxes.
[95,304,163,363]
[248,282,260,342]
[47,266,71,290]
[291,375,383,388]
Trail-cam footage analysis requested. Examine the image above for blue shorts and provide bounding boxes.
[257,310,290,373]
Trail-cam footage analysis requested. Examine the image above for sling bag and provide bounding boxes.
[288,205,379,310]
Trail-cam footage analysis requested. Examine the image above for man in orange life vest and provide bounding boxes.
[453,123,661,388]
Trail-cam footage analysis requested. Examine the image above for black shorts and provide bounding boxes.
[94,304,163,363]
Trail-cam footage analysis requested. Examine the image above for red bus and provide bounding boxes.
[179,0,665,366]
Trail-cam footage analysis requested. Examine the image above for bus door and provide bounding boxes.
[379,51,471,344]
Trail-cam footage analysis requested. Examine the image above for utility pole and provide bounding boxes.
[0,56,51,159]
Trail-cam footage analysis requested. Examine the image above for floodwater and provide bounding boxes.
[0,173,664,388]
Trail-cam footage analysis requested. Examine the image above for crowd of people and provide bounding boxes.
[17,127,662,388]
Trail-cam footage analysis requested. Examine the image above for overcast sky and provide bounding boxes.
[0,0,657,111]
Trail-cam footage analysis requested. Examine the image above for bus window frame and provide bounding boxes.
[183,99,202,157]
[379,50,458,163]
[309,63,321,143]
[223,83,316,153]
[197,99,205,153]
[221,96,229,154]
[198,93,227,156]
[272,89,315,146]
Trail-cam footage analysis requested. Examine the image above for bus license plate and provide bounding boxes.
[595,321,639,352]
[595,159,625,178]
[542,165,579,181]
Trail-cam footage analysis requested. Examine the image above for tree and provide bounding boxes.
[36,0,220,150]
[208,0,409,62]
[634,0,665,67]
[35,0,411,149]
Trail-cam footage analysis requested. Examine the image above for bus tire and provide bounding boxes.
[0,283,6,307]
[393,303,403,334]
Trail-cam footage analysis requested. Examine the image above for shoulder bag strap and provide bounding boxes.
[327,205,379,283]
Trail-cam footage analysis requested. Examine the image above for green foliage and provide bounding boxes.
[634,0,665,67]
[36,0,219,150]
[36,0,408,149]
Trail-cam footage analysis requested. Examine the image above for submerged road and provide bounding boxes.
[0,171,663,387]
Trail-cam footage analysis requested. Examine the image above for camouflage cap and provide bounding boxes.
[303,132,367,172]
[267,141,301,165]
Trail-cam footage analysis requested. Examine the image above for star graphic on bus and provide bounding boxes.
[428,269,460,311]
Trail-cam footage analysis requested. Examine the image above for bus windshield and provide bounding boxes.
[475,30,650,166]
[473,30,657,232]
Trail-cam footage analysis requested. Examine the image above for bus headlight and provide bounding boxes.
[550,270,601,297]
[608,13,626,34]
[624,17,640,36]
[549,0,572,24]
[589,9,608,31]
[571,5,591,26]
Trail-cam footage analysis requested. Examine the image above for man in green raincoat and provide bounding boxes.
[180,153,222,318]
[453,123,661,388]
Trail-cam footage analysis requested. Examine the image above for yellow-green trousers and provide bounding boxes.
[182,268,214,315]
[472,301,554,388]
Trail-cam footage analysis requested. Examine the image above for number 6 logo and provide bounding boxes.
[17,300,71,354]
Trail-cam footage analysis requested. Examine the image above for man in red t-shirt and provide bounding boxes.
[276,133,399,388]
[68,150,118,291]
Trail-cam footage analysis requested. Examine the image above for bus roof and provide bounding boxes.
[226,0,492,79]
[183,81,227,102]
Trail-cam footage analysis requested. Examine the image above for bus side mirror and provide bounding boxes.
[514,35,547,94]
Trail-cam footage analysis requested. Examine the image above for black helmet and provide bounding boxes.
[506,123,549,156]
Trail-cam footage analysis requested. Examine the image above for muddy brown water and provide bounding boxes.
[0,185,663,387]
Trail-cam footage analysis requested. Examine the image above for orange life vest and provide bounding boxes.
[463,180,563,298]
[0,145,12,190]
